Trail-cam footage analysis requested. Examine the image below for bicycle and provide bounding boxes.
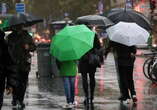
[143,52,157,82]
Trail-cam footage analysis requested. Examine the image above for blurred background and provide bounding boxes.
[0,0,156,45]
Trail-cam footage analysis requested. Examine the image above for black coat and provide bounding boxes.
[78,34,101,73]
[105,41,137,66]
[7,30,36,73]
[0,30,18,88]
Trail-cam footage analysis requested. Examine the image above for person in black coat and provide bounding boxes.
[104,41,137,103]
[7,26,36,108]
[78,33,101,105]
[0,30,17,109]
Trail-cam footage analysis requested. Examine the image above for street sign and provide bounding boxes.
[16,3,25,13]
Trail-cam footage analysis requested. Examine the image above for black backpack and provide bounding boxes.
[88,49,101,67]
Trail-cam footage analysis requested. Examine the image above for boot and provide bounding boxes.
[11,100,17,107]
[17,101,25,108]
[83,97,89,105]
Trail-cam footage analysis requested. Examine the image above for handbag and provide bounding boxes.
[88,53,101,67]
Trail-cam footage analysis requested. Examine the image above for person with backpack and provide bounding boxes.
[78,33,101,105]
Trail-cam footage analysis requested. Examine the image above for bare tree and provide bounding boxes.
[26,0,100,20]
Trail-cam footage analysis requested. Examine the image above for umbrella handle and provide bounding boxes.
[124,1,126,11]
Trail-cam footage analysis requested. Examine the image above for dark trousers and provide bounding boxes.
[118,65,136,98]
[12,71,28,103]
[0,74,6,109]
[81,72,95,100]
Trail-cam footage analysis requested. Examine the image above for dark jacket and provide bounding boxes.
[105,41,137,66]
[78,34,101,73]
[0,30,18,88]
[7,30,36,73]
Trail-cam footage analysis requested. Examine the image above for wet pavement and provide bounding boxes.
[2,49,157,110]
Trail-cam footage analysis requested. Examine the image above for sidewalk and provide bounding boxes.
[2,50,157,110]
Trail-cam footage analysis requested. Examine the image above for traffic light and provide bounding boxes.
[150,0,156,11]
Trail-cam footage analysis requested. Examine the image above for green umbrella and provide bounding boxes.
[50,24,95,61]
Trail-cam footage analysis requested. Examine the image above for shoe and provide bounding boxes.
[90,99,93,104]
[118,96,126,101]
[69,103,75,108]
[132,95,137,103]
[17,101,25,108]
[72,101,77,107]
[84,98,89,105]
[118,96,130,101]
[11,100,17,107]
[62,103,73,108]
[122,99,130,104]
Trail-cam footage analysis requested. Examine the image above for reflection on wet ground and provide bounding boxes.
[2,51,157,110]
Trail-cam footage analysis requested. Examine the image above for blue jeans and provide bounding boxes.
[62,76,76,104]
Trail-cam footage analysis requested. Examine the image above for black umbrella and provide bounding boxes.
[107,8,152,31]
[75,15,114,28]
[18,13,43,26]
[9,14,26,26]
[3,14,26,31]
[3,13,43,31]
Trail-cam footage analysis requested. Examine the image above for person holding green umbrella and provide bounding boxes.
[50,24,95,108]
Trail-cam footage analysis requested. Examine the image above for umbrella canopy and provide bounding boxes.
[106,21,150,46]
[7,14,25,26]
[19,13,43,26]
[3,14,26,31]
[75,15,114,28]
[3,13,43,31]
[107,8,152,31]
[0,19,9,30]
[50,24,95,61]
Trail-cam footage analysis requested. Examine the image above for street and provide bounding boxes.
[0,0,156,110]
[2,49,157,110]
